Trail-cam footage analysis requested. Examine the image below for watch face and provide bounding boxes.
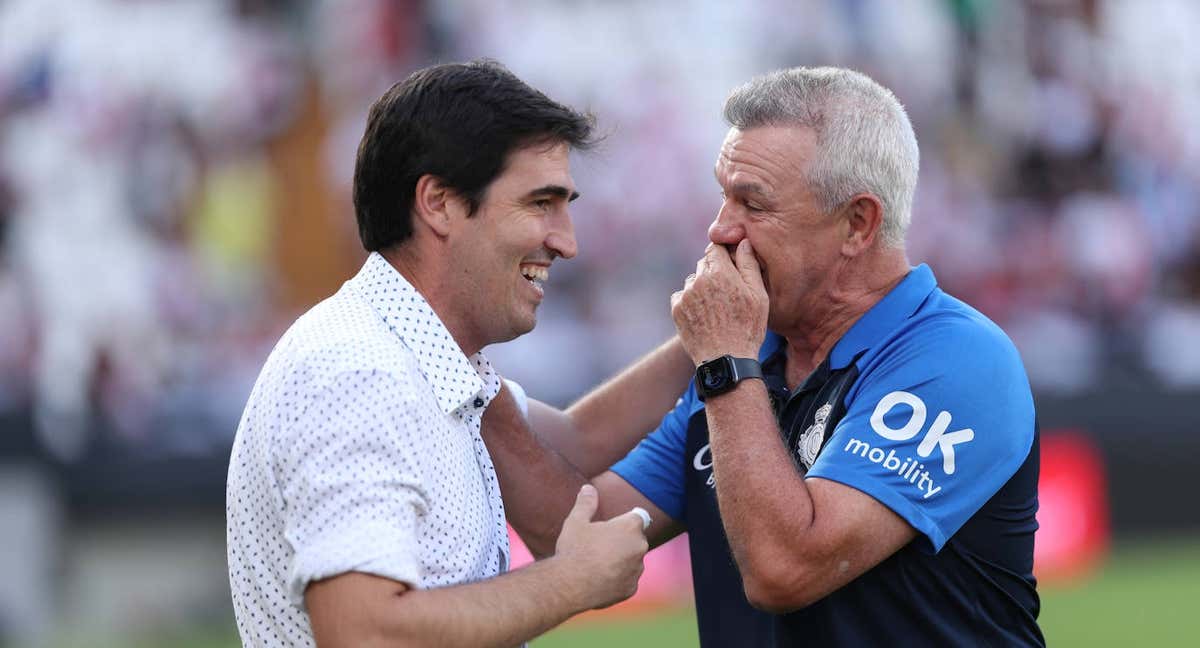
[700,362,729,391]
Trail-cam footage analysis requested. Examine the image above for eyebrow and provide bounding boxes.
[527,185,580,202]
[713,169,769,198]
[731,182,769,198]
[722,181,771,200]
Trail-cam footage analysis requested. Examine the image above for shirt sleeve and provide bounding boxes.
[277,368,430,606]
[806,315,1035,552]
[609,382,698,522]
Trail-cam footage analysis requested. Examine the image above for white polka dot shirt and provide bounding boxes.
[226,252,509,647]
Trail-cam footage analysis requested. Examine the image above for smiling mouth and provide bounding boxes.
[520,263,548,294]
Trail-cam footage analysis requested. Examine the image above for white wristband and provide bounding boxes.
[502,378,529,419]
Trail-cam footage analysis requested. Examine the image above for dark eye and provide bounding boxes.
[534,198,552,210]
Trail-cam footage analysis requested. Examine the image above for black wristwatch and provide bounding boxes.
[695,355,764,401]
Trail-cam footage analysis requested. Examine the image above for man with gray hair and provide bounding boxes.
[484,66,1042,646]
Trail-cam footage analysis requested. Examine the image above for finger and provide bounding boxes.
[703,241,734,272]
[630,507,652,530]
[613,508,651,536]
[735,239,765,290]
[564,484,599,527]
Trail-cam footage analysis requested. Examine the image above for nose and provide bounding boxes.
[707,200,746,246]
[546,210,578,260]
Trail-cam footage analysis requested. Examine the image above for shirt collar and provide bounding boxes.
[349,252,501,416]
[828,264,938,369]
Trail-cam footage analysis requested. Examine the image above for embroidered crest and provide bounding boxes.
[798,403,832,468]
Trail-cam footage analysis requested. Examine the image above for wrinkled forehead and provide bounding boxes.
[714,125,816,187]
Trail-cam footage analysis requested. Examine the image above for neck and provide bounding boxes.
[781,304,863,383]
[380,245,484,357]
[779,249,909,383]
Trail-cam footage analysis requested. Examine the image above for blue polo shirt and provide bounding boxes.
[612,264,1042,646]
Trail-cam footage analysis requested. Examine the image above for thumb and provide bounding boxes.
[564,484,599,528]
[735,239,764,291]
[617,506,652,533]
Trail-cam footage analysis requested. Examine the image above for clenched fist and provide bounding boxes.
[553,485,649,610]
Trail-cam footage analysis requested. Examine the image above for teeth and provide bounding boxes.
[520,265,549,283]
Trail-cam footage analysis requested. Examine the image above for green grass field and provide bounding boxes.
[54,536,1200,648]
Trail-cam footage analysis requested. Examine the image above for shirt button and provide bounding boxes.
[473,397,485,408]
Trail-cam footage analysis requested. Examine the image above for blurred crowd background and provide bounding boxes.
[0,0,1197,646]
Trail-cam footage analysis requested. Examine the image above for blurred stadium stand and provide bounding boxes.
[1,0,1198,644]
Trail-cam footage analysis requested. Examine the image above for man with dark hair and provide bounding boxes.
[226,60,650,647]
[352,60,597,251]
[485,66,1042,646]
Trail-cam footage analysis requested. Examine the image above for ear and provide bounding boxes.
[411,174,458,239]
[841,193,884,257]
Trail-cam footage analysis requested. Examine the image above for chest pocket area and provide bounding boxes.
[780,370,857,471]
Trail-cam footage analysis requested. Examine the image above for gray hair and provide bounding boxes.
[723,67,920,248]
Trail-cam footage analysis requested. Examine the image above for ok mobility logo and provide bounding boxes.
[844,391,975,500]
[690,391,974,498]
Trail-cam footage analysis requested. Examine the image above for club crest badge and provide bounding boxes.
[798,403,832,468]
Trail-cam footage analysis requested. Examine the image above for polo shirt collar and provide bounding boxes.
[350,252,501,416]
[828,263,938,369]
